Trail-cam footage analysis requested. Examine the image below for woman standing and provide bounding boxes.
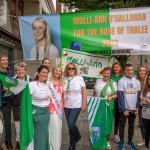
[42,58,51,78]
[63,62,87,150]
[29,65,51,150]
[93,67,117,149]
[34,58,51,79]
[42,58,51,69]
[30,18,60,60]
[47,65,64,150]
[140,73,150,149]
[111,62,123,143]
[9,62,28,150]
[136,66,147,147]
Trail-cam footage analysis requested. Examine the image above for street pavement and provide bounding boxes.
[61,111,148,150]
[61,90,147,150]
[1,112,147,150]
[0,89,149,149]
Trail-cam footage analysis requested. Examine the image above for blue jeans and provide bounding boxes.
[64,107,81,146]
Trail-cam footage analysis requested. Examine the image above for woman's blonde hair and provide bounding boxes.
[49,65,64,85]
[32,18,51,59]
[136,66,147,90]
[64,62,78,77]
[15,62,27,72]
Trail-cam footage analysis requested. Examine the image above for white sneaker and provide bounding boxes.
[107,142,111,149]
[114,135,120,143]
[137,141,144,146]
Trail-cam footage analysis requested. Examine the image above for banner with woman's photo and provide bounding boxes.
[61,49,108,78]
[19,7,150,60]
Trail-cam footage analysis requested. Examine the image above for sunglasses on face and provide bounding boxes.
[67,68,75,70]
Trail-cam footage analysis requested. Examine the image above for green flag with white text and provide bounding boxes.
[0,74,33,150]
[0,74,18,88]
[87,96,107,149]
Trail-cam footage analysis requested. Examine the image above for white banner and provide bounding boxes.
[61,49,108,78]
[110,7,150,55]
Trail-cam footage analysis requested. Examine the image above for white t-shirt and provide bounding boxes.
[94,79,117,98]
[118,76,141,110]
[63,75,86,108]
[141,92,150,119]
[29,81,51,107]
[30,44,60,60]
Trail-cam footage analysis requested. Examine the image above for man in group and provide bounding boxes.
[117,64,141,150]
[0,55,13,150]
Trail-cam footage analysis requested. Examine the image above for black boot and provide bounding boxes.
[0,145,4,150]
[68,145,76,150]
[5,140,13,150]
[15,141,20,150]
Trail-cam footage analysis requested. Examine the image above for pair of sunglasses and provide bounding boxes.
[67,68,75,70]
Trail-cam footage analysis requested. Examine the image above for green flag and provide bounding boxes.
[0,74,33,149]
[87,96,107,149]
[0,74,18,88]
[20,79,34,150]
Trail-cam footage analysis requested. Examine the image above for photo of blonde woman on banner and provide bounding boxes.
[19,14,61,60]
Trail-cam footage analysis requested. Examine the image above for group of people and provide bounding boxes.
[92,62,150,150]
[0,54,150,150]
[0,55,86,150]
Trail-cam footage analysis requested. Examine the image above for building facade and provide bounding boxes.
[0,0,62,77]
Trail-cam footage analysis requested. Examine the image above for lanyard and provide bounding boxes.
[66,77,74,90]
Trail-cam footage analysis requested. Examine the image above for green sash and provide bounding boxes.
[100,79,115,136]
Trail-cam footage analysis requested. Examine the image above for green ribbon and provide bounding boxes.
[100,79,115,98]
[100,79,115,136]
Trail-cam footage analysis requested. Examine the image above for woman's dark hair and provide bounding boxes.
[111,62,123,75]
[42,58,50,64]
[34,65,49,81]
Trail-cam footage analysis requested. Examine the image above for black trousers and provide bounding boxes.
[142,118,150,148]
[119,112,136,141]
[1,106,11,141]
[114,101,120,135]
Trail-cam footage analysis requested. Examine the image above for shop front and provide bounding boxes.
[0,27,22,73]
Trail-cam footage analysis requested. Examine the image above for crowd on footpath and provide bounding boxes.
[0,54,150,150]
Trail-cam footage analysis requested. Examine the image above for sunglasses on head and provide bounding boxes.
[67,67,75,70]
